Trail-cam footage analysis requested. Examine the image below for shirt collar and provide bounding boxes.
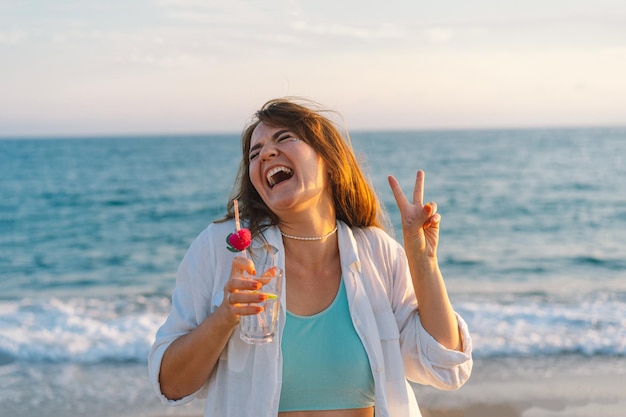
[337,221,362,274]
[249,220,362,274]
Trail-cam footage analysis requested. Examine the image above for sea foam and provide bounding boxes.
[1,291,624,363]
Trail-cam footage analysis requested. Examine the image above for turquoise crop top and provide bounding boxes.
[279,279,375,412]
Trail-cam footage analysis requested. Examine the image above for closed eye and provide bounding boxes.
[249,130,300,161]
[277,133,294,142]
[278,134,302,147]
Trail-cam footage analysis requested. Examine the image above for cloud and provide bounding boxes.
[0,29,28,44]
[158,0,224,7]
[115,51,214,68]
[166,11,223,24]
[290,21,407,41]
[423,28,453,43]
[158,0,269,23]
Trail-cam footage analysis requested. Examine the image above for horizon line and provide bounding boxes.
[1,122,625,141]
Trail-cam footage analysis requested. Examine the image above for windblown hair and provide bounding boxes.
[220,97,386,238]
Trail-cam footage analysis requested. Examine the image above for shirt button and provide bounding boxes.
[377,367,383,373]
[355,320,362,326]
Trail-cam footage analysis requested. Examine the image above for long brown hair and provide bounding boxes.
[220,97,386,238]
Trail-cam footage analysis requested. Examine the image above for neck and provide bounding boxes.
[282,228,340,273]
[280,224,337,241]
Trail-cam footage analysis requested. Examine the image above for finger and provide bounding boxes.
[228,302,263,316]
[256,276,272,285]
[424,213,441,229]
[226,277,262,292]
[388,175,411,214]
[227,290,268,305]
[261,265,280,277]
[230,256,256,278]
[234,305,264,315]
[223,282,265,316]
[413,170,425,207]
[424,201,437,217]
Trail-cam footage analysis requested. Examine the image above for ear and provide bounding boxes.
[326,165,334,181]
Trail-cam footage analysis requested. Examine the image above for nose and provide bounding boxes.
[259,142,278,161]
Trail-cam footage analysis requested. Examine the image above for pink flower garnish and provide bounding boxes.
[226,228,252,252]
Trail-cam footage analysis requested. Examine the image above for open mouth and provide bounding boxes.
[266,166,293,188]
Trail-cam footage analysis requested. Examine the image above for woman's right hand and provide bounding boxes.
[160,256,274,400]
[220,256,270,319]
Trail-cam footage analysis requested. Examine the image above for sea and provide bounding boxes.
[1,128,625,416]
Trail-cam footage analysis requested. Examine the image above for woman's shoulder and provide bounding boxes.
[178,219,238,272]
[190,219,237,250]
[347,225,408,292]
[351,225,400,247]
[206,218,237,235]
[349,225,405,264]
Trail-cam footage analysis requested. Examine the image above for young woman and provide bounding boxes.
[149,98,473,417]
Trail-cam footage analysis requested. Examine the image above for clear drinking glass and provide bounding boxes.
[239,265,283,344]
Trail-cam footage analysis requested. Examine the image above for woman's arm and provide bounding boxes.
[158,256,266,400]
[388,170,462,351]
[159,303,237,400]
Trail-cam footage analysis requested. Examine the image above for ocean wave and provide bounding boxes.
[457,291,626,358]
[570,255,626,270]
[1,292,625,364]
[0,296,169,364]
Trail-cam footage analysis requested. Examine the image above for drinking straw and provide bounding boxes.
[233,199,248,259]
[235,200,271,331]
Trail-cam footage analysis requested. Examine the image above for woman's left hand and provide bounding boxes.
[388,171,463,352]
[388,170,440,258]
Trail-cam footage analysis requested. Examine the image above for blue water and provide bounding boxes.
[1,129,626,415]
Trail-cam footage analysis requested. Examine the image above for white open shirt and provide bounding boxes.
[149,220,473,417]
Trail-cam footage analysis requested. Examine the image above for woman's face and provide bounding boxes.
[248,122,332,218]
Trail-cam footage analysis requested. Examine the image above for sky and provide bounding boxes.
[1,0,625,137]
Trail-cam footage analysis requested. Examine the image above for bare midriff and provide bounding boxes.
[279,407,375,417]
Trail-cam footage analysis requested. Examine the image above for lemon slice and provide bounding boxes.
[251,291,278,300]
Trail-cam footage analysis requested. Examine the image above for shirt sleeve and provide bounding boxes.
[147,228,215,405]
[400,310,473,390]
[390,243,474,390]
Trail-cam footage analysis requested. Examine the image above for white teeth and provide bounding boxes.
[266,166,293,187]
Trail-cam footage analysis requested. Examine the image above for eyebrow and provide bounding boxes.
[249,129,292,154]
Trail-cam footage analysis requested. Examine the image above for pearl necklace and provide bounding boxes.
[280,225,338,241]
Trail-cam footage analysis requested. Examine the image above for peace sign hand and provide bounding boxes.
[388,170,441,259]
